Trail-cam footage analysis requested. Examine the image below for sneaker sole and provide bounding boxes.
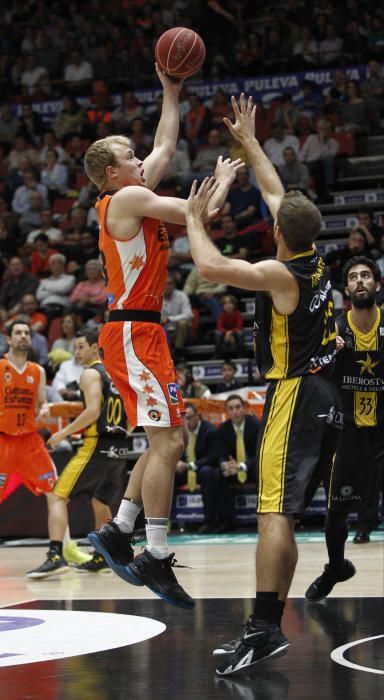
[26,565,71,580]
[88,532,143,586]
[127,563,195,609]
[216,642,290,676]
[76,567,112,574]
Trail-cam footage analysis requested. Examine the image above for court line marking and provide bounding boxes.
[0,600,37,609]
[331,634,384,675]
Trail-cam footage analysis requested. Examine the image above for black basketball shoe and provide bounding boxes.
[213,637,241,655]
[75,553,111,573]
[26,550,70,579]
[305,560,356,601]
[126,549,195,609]
[215,618,290,676]
[88,521,143,585]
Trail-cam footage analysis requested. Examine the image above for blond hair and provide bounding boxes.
[84,135,133,190]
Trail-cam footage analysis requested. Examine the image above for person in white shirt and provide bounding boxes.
[64,50,93,90]
[21,54,50,96]
[263,123,299,167]
[299,119,339,202]
[161,275,193,360]
[36,254,75,312]
[27,209,63,244]
[51,356,83,400]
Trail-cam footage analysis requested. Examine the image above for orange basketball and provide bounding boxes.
[155,27,206,79]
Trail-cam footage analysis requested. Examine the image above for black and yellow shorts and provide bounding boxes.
[257,374,341,514]
[53,437,128,505]
[328,425,384,513]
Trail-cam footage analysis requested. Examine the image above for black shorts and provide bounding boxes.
[257,373,342,514]
[53,437,128,505]
[328,425,384,513]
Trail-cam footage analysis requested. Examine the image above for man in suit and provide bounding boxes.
[175,402,218,534]
[214,394,260,533]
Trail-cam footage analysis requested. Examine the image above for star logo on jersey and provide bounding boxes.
[139,370,151,382]
[143,383,154,395]
[146,396,158,407]
[356,353,379,376]
[129,255,145,271]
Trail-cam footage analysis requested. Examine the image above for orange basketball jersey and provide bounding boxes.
[96,191,170,311]
[0,358,41,435]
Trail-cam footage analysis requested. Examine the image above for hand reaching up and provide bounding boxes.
[223,93,257,144]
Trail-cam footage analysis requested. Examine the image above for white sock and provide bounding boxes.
[145,517,169,559]
[114,498,142,533]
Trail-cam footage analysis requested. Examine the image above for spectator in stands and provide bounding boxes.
[342,18,369,65]
[36,254,75,316]
[18,190,46,237]
[325,228,371,287]
[263,27,291,74]
[299,119,339,202]
[66,259,106,321]
[161,274,193,360]
[31,233,59,279]
[6,154,34,193]
[182,93,211,155]
[356,206,384,249]
[39,129,67,166]
[215,214,250,260]
[361,60,384,135]
[184,370,211,400]
[224,165,264,230]
[78,178,99,210]
[341,80,370,136]
[214,295,244,359]
[41,149,69,201]
[278,147,310,196]
[0,105,20,150]
[0,256,39,322]
[208,88,233,128]
[318,23,343,66]
[179,128,229,195]
[377,233,384,279]
[51,354,83,400]
[212,394,260,533]
[63,49,93,94]
[174,402,218,534]
[274,94,300,135]
[11,170,48,216]
[161,141,191,191]
[263,123,300,167]
[52,96,86,142]
[292,26,318,69]
[183,265,226,321]
[368,15,384,60]
[18,103,45,145]
[27,209,63,245]
[111,90,144,132]
[12,293,48,334]
[50,313,79,354]
[296,80,323,119]
[236,32,264,77]
[7,135,39,171]
[213,360,243,395]
[128,117,153,152]
[21,54,50,97]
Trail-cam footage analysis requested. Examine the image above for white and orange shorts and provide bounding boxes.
[99,317,185,429]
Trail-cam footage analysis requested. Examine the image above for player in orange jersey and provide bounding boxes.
[0,320,89,578]
[84,65,242,608]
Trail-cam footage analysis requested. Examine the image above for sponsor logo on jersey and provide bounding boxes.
[107,294,115,304]
[26,376,34,383]
[4,372,11,382]
[167,382,179,405]
[148,409,161,421]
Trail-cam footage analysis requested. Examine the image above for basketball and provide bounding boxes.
[155,27,206,79]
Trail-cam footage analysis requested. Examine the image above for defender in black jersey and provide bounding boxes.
[186,94,342,676]
[306,256,384,601]
[29,329,130,578]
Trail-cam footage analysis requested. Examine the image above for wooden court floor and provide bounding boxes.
[0,537,383,699]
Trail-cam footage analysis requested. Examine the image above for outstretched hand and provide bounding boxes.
[187,177,221,222]
[155,62,184,94]
[214,155,244,184]
[223,93,256,144]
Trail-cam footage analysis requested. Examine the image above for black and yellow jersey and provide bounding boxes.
[81,361,127,439]
[254,248,337,380]
[334,308,384,427]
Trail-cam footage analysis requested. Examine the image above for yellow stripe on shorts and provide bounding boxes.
[258,377,301,513]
